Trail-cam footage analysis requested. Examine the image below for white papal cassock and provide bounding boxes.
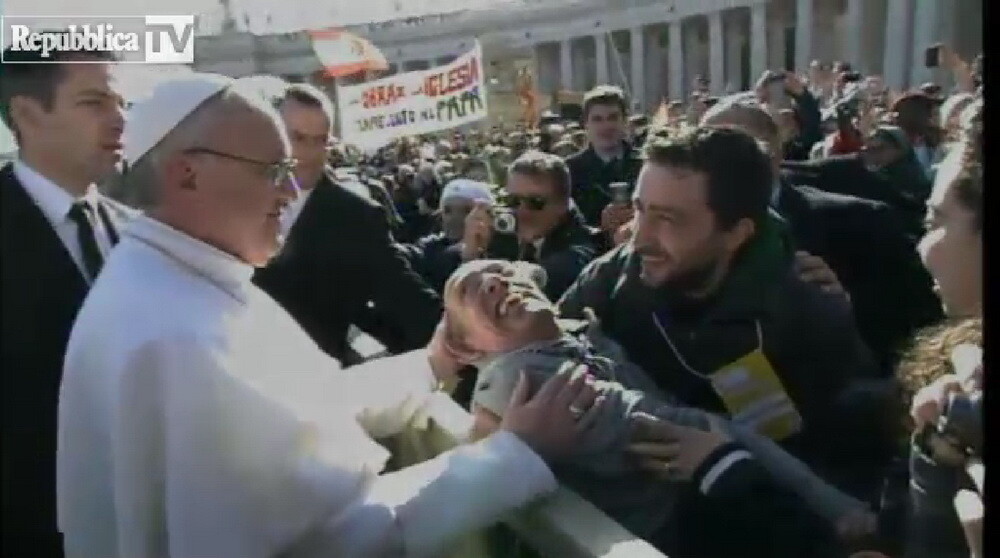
[57,215,556,558]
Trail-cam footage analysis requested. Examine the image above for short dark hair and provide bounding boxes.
[1,37,116,138]
[507,150,571,199]
[582,85,628,122]
[641,127,773,230]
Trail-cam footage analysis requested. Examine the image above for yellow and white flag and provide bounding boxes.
[308,28,388,78]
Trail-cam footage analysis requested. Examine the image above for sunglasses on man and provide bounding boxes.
[504,194,551,211]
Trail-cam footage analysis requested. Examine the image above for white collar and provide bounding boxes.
[592,144,623,163]
[280,186,315,234]
[124,215,255,304]
[13,159,100,223]
[771,180,782,207]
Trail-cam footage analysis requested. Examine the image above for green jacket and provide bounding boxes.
[695,210,796,327]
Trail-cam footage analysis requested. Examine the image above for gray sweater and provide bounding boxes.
[472,323,865,538]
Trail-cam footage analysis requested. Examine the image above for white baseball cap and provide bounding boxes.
[439,178,493,209]
[124,73,233,165]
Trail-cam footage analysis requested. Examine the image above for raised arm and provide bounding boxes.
[357,205,444,352]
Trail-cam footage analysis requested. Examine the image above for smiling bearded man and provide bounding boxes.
[441,259,872,550]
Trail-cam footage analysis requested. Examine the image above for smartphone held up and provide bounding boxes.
[925,43,943,69]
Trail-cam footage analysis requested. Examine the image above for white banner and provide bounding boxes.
[336,41,487,149]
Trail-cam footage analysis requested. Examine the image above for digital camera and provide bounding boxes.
[493,208,517,235]
[919,389,983,465]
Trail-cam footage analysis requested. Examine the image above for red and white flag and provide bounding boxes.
[308,28,388,78]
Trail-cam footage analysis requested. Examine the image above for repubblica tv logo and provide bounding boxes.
[1,16,194,63]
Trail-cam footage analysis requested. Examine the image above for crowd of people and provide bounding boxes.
[0,33,983,558]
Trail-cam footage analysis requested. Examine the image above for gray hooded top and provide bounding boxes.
[472,320,864,539]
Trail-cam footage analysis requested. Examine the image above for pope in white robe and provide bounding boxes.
[56,74,572,558]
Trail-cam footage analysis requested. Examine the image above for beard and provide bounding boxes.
[660,256,725,295]
[637,242,728,299]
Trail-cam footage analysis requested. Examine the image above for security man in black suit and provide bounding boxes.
[564,85,642,239]
[252,83,442,366]
[1,44,134,556]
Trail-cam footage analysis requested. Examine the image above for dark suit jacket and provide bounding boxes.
[253,172,442,366]
[564,142,643,228]
[488,208,602,301]
[398,232,462,295]
[775,182,943,374]
[780,155,927,240]
[1,162,132,556]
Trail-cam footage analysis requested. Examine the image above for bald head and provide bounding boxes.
[700,97,783,169]
[701,98,780,143]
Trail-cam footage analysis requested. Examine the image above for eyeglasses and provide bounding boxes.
[505,194,550,211]
[184,147,298,187]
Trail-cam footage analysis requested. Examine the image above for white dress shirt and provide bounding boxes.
[13,160,114,282]
[913,143,936,180]
[593,145,624,164]
[58,215,556,558]
[280,186,315,235]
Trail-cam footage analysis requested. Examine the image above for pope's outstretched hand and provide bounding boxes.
[501,364,602,460]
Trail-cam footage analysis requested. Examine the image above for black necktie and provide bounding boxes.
[521,242,537,263]
[68,201,105,281]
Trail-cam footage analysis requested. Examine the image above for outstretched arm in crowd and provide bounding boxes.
[397,238,463,295]
[640,404,873,536]
[786,73,823,151]
[556,252,620,322]
[629,415,847,557]
[539,244,600,302]
[355,203,444,352]
[942,46,979,94]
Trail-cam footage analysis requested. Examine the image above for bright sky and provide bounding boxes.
[2,0,513,34]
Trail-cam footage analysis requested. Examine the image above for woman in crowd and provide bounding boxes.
[887,104,983,558]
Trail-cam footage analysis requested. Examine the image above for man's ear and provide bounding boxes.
[162,152,196,191]
[8,96,44,138]
[724,217,757,253]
